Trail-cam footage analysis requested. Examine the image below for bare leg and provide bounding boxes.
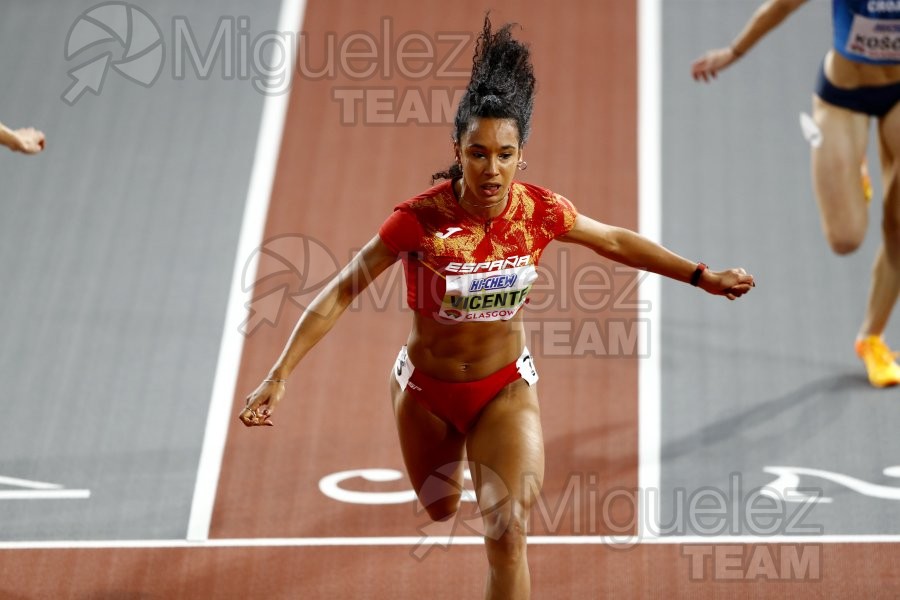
[809,95,900,385]
[466,379,544,600]
[390,373,467,521]
[858,102,900,338]
[810,95,871,254]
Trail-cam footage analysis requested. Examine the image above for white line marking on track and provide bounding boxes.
[186,0,308,542]
[2,535,900,550]
[0,475,91,500]
[0,491,91,500]
[0,476,64,490]
[638,0,662,540]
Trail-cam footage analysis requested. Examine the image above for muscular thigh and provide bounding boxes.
[879,102,900,188]
[811,96,871,242]
[465,378,545,515]
[878,103,900,237]
[813,95,870,164]
[390,374,467,512]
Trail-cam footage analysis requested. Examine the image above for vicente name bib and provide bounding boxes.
[438,264,538,322]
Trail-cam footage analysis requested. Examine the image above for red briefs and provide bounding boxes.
[393,346,539,434]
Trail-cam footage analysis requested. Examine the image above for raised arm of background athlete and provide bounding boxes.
[239,235,397,426]
[560,214,756,298]
[691,0,808,82]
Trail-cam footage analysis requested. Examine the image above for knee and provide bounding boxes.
[417,479,462,522]
[422,497,460,522]
[482,502,528,568]
[826,228,865,255]
[815,191,866,254]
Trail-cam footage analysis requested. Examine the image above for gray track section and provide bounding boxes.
[0,0,280,540]
[660,0,900,536]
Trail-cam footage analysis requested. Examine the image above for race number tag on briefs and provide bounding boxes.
[846,14,900,62]
[438,264,538,322]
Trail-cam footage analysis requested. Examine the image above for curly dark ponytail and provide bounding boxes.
[432,14,536,182]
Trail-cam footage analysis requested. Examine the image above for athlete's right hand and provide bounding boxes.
[239,379,286,427]
[691,47,740,82]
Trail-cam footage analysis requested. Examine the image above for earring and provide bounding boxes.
[517,160,528,171]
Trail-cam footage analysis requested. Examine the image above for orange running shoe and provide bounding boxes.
[855,335,900,388]
[861,160,873,204]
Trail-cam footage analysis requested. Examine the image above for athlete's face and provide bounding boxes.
[456,117,522,205]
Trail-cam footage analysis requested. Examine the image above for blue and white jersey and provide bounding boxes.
[834,0,900,64]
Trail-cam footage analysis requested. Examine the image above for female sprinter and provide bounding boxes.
[692,0,900,387]
[241,16,755,599]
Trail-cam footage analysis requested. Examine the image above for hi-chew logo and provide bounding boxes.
[469,273,518,293]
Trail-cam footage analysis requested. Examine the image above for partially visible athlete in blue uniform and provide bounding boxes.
[692,0,900,388]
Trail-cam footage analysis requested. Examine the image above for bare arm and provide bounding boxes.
[0,121,45,154]
[691,0,808,82]
[240,234,399,426]
[559,214,755,298]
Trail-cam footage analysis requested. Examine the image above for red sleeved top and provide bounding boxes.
[378,180,578,323]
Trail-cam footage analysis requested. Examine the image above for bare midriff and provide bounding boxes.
[826,49,900,87]
[406,312,526,382]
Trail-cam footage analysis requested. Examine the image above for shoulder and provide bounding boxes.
[379,180,457,253]
[514,181,577,210]
[392,179,461,231]
[512,181,579,234]
[394,180,455,213]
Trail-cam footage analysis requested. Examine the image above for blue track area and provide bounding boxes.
[0,0,280,540]
[660,0,900,536]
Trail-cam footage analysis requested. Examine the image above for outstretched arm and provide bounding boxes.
[559,214,755,299]
[0,122,45,154]
[691,0,808,82]
[240,234,399,426]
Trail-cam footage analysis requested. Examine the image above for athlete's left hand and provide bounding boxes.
[691,47,740,82]
[699,268,755,301]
